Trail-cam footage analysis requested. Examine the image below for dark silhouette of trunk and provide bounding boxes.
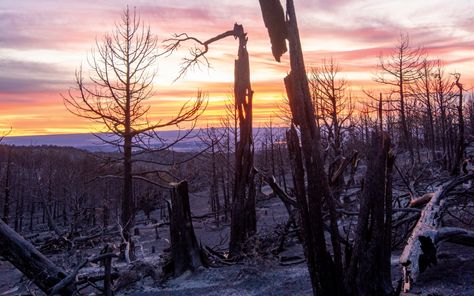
[452,74,465,175]
[346,133,395,296]
[211,142,220,225]
[2,149,12,224]
[29,201,35,231]
[229,24,256,257]
[122,133,135,259]
[421,61,436,160]
[0,218,74,295]
[260,2,396,295]
[261,1,343,294]
[399,76,414,160]
[167,181,205,275]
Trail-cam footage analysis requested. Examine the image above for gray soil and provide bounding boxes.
[1,188,473,296]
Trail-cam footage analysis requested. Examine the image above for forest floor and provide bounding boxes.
[1,186,473,295]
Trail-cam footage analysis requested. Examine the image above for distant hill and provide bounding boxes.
[3,127,287,152]
[3,130,204,152]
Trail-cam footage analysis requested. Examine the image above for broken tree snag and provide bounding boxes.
[409,192,434,208]
[400,173,474,291]
[288,0,345,294]
[168,181,205,276]
[0,219,74,295]
[258,0,344,294]
[162,24,256,258]
[258,0,287,62]
[229,23,257,258]
[346,133,394,296]
[451,73,465,176]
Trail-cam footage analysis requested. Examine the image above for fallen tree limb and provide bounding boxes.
[0,218,74,295]
[49,260,88,295]
[435,226,474,247]
[255,167,296,217]
[399,173,474,292]
[76,272,120,285]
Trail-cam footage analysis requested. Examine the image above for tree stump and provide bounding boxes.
[167,181,205,276]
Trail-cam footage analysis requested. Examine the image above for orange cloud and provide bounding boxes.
[1,0,473,136]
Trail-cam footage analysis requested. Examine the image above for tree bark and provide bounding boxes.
[2,149,11,224]
[400,173,474,291]
[259,0,344,294]
[346,133,394,296]
[168,181,205,276]
[229,24,257,257]
[452,75,465,175]
[122,134,135,260]
[0,218,74,295]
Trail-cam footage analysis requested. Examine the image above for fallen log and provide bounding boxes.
[49,260,88,295]
[399,173,474,292]
[0,218,74,295]
[435,226,474,247]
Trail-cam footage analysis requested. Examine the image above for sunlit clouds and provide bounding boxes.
[1,0,473,135]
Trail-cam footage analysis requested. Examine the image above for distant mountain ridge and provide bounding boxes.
[3,131,203,152]
[3,127,288,152]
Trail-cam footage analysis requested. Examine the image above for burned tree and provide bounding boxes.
[260,0,343,294]
[346,133,395,295]
[310,59,354,187]
[162,23,256,257]
[167,181,206,275]
[63,8,204,259]
[375,34,425,161]
[2,148,12,224]
[259,1,395,295]
[451,73,465,175]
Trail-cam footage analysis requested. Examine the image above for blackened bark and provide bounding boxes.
[258,0,287,62]
[346,133,394,296]
[452,75,465,176]
[2,149,11,224]
[168,181,205,275]
[0,219,74,295]
[229,24,256,257]
[122,134,135,259]
[275,1,343,294]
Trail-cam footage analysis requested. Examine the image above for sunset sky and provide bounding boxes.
[1,0,473,136]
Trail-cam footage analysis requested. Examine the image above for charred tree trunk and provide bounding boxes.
[399,80,414,161]
[2,149,12,224]
[122,133,135,260]
[229,24,257,257]
[168,181,205,276]
[260,0,343,294]
[210,141,220,226]
[452,74,465,176]
[346,133,394,296]
[0,218,74,295]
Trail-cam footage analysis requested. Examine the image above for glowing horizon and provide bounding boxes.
[1,0,473,136]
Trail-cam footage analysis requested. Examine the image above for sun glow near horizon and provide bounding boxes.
[1,0,473,136]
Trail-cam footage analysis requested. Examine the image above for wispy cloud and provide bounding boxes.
[0,0,473,135]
